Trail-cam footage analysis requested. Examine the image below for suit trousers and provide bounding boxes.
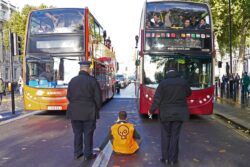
[71,120,96,157]
[160,121,183,163]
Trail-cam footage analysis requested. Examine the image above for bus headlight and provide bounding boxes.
[36,90,44,96]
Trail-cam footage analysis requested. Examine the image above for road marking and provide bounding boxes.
[0,110,45,126]
[92,141,112,167]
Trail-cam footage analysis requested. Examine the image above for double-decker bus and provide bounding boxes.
[23,8,117,111]
[135,0,214,115]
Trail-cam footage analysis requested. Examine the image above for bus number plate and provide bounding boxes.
[48,106,62,110]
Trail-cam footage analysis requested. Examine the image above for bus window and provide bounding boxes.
[26,56,79,88]
[29,9,84,34]
[146,2,210,29]
[143,54,211,90]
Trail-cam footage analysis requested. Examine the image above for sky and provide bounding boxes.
[10,0,145,74]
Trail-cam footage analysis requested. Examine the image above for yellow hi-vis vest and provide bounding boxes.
[111,122,139,154]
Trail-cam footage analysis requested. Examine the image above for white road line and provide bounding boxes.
[0,110,45,126]
[92,141,113,167]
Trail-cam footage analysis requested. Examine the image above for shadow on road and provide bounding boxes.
[36,110,66,116]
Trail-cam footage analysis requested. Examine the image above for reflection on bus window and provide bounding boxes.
[146,2,210,29]
[26,56,80,88]
[143,54,212,89]
[29,9,84,34]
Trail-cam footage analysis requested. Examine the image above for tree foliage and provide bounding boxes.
[192,0,250,59]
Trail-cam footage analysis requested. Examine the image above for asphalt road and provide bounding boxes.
[0,84,249,167]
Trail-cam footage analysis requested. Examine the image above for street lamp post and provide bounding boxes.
[229,0,232,74]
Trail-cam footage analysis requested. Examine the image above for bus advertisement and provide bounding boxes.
[23,8,116,111]
[135,0,214,115]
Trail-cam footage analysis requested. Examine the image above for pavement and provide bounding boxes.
[0,84,249,134]
[214,97,250,131]
[0,92,27,123]
[214,85,250,131]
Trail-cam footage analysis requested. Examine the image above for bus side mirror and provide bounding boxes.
[135,35,139,48]
[135,59,140,66]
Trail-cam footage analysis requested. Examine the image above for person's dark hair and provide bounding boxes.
[118,111,127,120]
[153,12,160,17]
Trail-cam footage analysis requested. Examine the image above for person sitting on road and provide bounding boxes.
[96,111,141,154]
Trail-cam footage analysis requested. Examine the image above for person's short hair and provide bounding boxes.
[118,111,127,120]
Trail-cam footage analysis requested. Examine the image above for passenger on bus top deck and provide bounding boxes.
[177,15,185,27]
[183,19,193,29]
[150,13,164,28]
[196,18,210,29]
[164,11,172,28]
[45,12,64,28]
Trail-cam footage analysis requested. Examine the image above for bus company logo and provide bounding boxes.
[47,92,62,95]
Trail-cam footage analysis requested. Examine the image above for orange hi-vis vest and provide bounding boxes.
[111,122,139,154]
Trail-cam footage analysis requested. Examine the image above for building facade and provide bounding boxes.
[0,0,22,82]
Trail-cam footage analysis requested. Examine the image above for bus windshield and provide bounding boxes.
[146,2,210,29]
[29,8,84,34]
[26,55,80,88]
[143,54,212,90]
[27,9,85,54]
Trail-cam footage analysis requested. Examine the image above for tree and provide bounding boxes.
[235,0,250,61]
[193,0,250,62]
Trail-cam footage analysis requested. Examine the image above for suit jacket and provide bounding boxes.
[149,71,192,122]
[66,70,102,121]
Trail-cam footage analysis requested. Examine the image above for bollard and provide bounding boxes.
[229,80,233,99]
[233,82,237,101]
[226,83,230,98]
[215,82,218,97]
[241,85,245,104]
[220,83,224,98]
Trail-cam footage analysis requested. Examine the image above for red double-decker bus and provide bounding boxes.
[135,0,214,115]
[23,8,117,111]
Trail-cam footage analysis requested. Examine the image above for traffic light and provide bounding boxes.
[13,33,22,56]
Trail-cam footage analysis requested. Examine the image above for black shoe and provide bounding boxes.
[74,153,83,160]
[83,153,97,161]
[159,158,168,164]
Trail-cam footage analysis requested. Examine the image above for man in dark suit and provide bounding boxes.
[148,68,191,166]
[67,60,102,160]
